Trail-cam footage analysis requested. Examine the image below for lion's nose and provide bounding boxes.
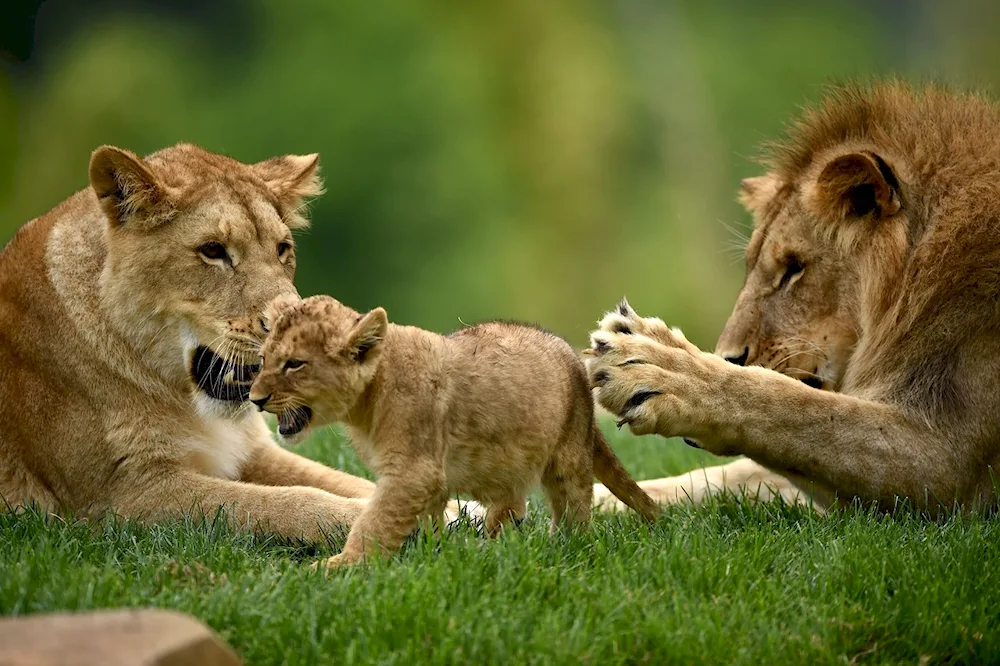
[722,347,750,366]
[250,394,271,411]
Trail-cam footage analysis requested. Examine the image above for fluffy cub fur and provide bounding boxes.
[249,295,659,567]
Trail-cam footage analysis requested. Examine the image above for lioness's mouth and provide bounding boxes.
[278,406,313,437]
[190,345,260,402]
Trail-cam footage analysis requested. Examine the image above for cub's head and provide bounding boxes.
[249,295,388,439]
[716,144,904,390]
[88,143,323,403]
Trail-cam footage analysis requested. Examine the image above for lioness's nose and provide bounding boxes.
[250,393,271,410]
[721,347,750,366]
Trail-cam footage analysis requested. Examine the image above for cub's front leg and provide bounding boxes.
[319,461,449,568]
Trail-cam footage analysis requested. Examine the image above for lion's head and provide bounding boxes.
[249,295,388,439]
[714,170,866,391]
[88,143,323,402]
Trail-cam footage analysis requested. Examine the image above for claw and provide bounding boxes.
[593,339,611,355]
[617,297,636,317]
[616,418,629,430]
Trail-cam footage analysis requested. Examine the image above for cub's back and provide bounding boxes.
[443,321,593,442]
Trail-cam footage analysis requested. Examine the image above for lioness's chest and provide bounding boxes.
[183,413,256,480]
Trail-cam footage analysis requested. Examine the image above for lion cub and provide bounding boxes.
[249,295,659,567]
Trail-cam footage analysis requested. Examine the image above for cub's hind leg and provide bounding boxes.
[542,452,593,533]
[484,497,528,537]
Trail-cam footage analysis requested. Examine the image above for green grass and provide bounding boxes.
[2,422,998,665]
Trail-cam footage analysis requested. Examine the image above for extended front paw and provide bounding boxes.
[590,361,673,437]
[595,298,700,355]
[586,328,726,442]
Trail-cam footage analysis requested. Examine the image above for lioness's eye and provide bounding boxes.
[277,241,293,258]
[198,242,230,263]
[283,359,306,372]
[778,257,804,289]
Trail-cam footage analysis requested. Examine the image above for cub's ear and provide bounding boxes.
[809,151,901,222]
[344,307,388,363]
[264,293,301,331]
[738,173,781,215]
[253,154,324,228]
[89,146,176,229]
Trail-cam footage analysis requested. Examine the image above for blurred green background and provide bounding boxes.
[0,0,995,349]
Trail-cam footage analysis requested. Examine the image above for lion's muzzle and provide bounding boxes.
[189,345,260,402]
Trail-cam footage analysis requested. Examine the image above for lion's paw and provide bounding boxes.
[594,297,700,355]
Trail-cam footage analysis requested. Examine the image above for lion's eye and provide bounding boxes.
[283,359,306,373]
[277,241,293,258]
[198,242,230,263]
[778,258,804,289]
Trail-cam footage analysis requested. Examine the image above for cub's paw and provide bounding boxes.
[310,552,356,573]
[594,297,700,355]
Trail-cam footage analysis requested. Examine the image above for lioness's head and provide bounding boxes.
[88,143,323,402]
[249,295,388,439]
[715,146,903,390]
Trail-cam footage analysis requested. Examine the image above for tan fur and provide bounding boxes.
[589,82,1000,513]
[249,295,659,567]
[0,143,390,541]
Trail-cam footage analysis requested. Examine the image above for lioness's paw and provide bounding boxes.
[444,498,487,528]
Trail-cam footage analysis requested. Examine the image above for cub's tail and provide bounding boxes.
[591,426,660,522]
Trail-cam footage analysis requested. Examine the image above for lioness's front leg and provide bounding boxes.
[241,441,377,499]
[320,463,448,568]
[587,327,963,509]
[111,467,366,544]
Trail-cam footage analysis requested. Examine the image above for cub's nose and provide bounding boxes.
[721,346,750,366]
[250,393,271,411]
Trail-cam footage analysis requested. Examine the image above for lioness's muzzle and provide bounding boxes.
[190,345,260,402]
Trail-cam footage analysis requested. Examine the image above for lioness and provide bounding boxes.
[0,143,391,540]
[248,295,660,566]
[589,82,1000,513]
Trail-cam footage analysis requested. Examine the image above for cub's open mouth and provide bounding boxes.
[190,345,260,402]
[278,406,313,437]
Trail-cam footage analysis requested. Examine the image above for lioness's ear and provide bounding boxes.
[343,307,388,363]
[809,151,901,222]
[89,146,175,229]
[253,154,324,228]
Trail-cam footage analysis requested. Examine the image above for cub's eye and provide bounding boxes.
[198,242,230,263]
[778,257,804,290]
[283,359,306,373]
[277,241,293,258]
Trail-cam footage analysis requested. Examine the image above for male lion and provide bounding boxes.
[0,143,387,541]
[589,82,1000,513]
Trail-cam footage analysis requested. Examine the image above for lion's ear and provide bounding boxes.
[809,151,901,222]
[738,173,781,215]
[89,146,175,229]
[342,307,388,363]
[253,154,324,228]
